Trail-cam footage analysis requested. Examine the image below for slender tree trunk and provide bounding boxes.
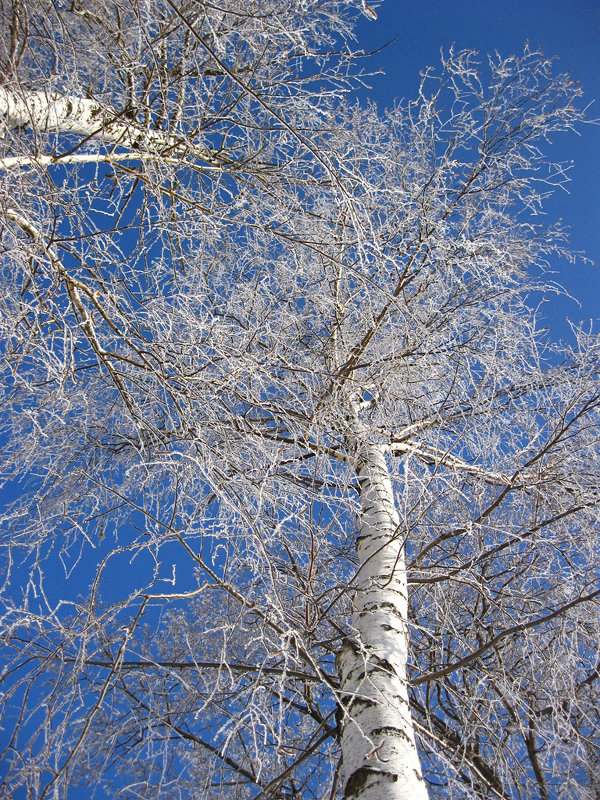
[0,87,222,164]
[337,423,428,800]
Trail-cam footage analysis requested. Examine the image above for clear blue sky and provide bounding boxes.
[355,0,600,337]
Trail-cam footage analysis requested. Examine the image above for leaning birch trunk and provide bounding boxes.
[0,87,223,164]
[337,422,428,800]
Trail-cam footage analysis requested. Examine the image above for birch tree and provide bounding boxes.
[1,2,599,799]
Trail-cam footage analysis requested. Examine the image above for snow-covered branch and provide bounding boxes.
[389,438,512,485]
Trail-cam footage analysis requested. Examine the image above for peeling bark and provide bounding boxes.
[337,424,428,800]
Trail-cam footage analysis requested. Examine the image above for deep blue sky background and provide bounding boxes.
[355,0,600,338]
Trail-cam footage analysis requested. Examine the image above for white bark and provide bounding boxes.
[0,87,222,164]
[337,423,428,800]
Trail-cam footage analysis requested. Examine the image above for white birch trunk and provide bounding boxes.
[0,87,221,164]
[337,425,428,800]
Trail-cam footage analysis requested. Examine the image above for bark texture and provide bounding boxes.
[337,426,428,800]
[0,87,222,163]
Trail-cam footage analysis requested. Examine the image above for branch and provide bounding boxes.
[5,208,148,420]
[389,438,512,486]
[0,151,223,171]
[411,703,512,800]
[57,656,324,683]
[412,587,600,686]
[39,601,147,800]
[251,728,334,800]
[0,86,227,166]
